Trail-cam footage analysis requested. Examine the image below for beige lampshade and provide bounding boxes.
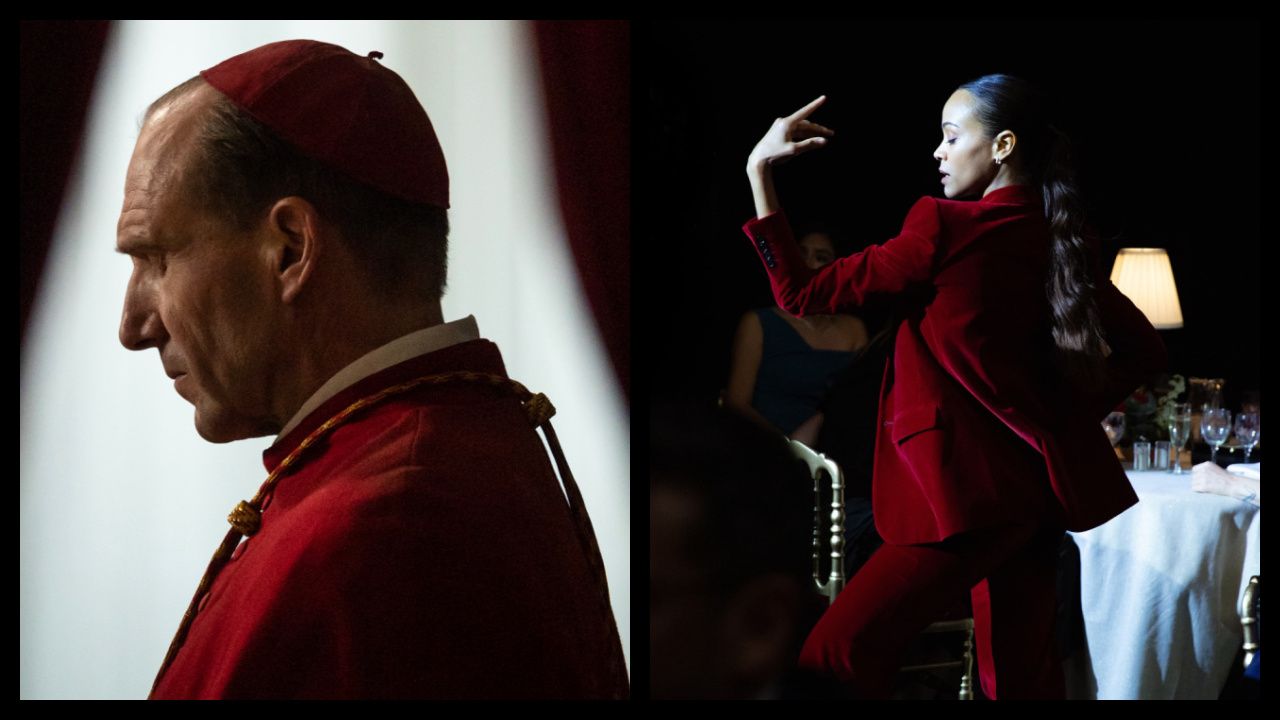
[1110,248,1184,329]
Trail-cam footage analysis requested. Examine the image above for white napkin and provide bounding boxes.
[1226,462,1260,480]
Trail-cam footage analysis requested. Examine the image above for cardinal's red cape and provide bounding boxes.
[150,339,628,699]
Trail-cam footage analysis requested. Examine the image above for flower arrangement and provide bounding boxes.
[1153,374,1187,431]
[1124,374,1185,443]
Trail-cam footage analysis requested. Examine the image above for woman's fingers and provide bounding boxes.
[788,95,827,122]
[792,136,829,154]
[796,119,835,137]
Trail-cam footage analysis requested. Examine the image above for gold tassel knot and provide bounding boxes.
[525,392,556,427]
[227,500,262,536]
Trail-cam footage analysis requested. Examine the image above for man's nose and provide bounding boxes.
[119,287,164,351]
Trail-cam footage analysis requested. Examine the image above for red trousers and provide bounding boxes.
[798,521,1066,699]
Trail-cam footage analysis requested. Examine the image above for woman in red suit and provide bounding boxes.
[741,74,1166,699]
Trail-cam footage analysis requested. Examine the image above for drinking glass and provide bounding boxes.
[1201,408,1232,464]
[1168,403,1192,474]
[1132,440,1151,471]
[1234,411,1260,463]
[1154,441,1171,471]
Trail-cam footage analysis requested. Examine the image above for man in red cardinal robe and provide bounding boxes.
[116,39,627,699]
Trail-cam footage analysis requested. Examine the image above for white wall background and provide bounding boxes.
[20,20,629,699]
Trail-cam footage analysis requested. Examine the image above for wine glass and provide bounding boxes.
[1168,403,1192,474]
[1234,411,1260,463]
[1188,378,1225,444]
[1201,408,1232,464]
[1102,412,1126,453]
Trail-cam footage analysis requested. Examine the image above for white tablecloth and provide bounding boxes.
[1065,470,1261,699]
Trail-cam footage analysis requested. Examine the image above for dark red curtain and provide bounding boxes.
[533,21,629,405]
[20,20,111,345]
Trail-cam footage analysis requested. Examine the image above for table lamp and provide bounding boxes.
[1110,248,1183,329]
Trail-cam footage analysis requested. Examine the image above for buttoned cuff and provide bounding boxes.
[743,211,789,269]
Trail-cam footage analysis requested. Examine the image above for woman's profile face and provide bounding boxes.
[798,232,836,270]
[933,89,999,200]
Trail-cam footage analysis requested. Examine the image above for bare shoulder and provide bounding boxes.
[736,308,763,333]
[835,314,869,351]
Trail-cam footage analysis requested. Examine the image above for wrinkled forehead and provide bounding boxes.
[122,134,173,201]
[118,141,176,240]
[124,83,219,196]
[118,111,208,240]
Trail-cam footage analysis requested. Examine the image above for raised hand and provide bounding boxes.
[748,95,835,169]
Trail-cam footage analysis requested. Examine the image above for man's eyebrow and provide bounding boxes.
[115,238,164,255]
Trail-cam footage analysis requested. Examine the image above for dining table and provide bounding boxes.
[1064,467,1260,699]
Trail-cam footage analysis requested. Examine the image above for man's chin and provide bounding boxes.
[193,408,278,444]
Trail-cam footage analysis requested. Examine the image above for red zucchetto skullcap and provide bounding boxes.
[200,39,449,209]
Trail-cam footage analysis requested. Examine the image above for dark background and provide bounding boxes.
[640,19,1261,410]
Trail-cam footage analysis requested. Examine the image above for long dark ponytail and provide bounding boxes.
[958,74,1108,388]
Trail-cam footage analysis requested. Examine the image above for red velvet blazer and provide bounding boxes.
[743,184,1166,544]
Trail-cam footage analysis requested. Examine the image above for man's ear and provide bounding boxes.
[267,196,323,304]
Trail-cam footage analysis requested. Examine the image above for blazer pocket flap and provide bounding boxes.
[891,403,944,444]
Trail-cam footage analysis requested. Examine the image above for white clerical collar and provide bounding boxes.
[276,315,481,441]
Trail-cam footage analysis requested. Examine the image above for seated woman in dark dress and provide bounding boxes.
[726,230,887,576]
[725,230,867,444]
